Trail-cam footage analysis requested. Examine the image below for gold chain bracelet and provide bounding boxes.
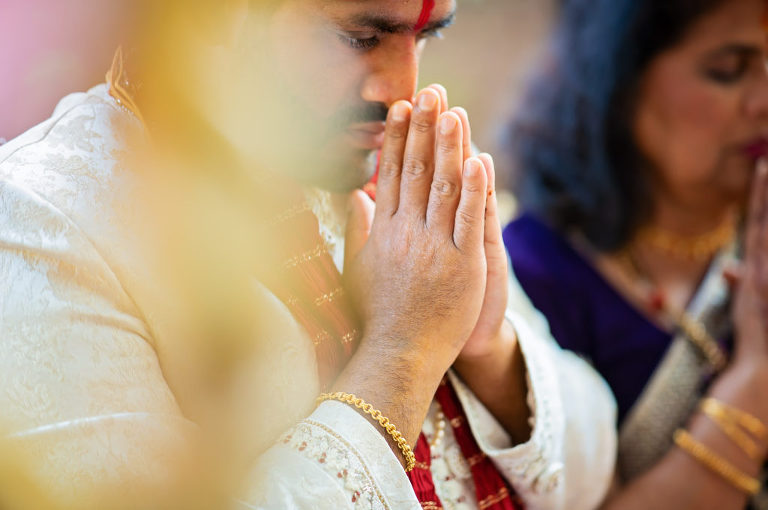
[674,429,761,495]
[317,392,416,472]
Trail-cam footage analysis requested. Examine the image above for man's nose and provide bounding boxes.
[360,37,421,108]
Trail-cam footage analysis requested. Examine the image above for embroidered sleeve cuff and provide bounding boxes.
[450,266,618,510]
[451,310,566,504]
[242,400,420,509]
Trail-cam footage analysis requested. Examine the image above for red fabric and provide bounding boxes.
[262,171,522,508]
[407,434,444,509]
[256,183,360,390]
[435,379,524,510]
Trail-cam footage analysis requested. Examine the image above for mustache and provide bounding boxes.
[334,102,389,127]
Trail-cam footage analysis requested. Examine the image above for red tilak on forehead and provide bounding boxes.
[414,0,436,31]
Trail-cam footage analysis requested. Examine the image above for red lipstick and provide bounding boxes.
[744,139,768,160]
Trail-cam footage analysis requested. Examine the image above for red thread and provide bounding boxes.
[414,0,436,31]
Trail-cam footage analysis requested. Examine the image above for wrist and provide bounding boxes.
[711,362,768,428]
[332,338,445,446]
[452,321,532,444]
[455,318,516,369]
[358,329,456,381]
[317,392,416,471]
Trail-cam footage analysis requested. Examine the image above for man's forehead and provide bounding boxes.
[323,0,456,31]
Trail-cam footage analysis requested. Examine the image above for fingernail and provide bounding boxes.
[390,102,408,122]
[464,158,481,178]
[429,83,446,95]
[417,91,437,112]
[452,106,468,118]
[439,114,457,135]
[758,158,768,175]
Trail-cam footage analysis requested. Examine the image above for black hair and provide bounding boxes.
[509,0,726,251]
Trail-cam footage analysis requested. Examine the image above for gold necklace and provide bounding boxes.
[635,215,736,262]
[619,250,728,372]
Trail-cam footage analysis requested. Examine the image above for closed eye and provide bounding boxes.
[338,33,380,51]
[703,44,764,85]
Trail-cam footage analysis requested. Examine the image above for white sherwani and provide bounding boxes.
[0,85,616,510]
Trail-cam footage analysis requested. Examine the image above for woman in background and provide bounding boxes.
[504,0,768,508]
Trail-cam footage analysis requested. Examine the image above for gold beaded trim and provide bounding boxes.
[313,329,331,347]
[315,287,344,307]
[317,392,416,472]
[673,429,761,495]
[478,487,510,510]
[284,243,326,269]
[669,309,727,372]
[340,329,359,345]
[467,452,487,467]
[266,202,312,227]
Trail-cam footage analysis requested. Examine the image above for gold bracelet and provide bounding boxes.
[317,392,416,472]
[673,429,761,495]
[700,400,763,461]
[701,398,768,442]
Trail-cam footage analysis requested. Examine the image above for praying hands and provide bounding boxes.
[337,85,529,463]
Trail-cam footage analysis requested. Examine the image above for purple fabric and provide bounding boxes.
[503,213,673,424]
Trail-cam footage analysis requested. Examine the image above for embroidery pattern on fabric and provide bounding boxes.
[281,420,391,510]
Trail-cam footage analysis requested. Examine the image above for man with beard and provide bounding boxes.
[0,1,616,508]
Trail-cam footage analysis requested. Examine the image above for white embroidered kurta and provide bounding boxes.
[0,85,617,510]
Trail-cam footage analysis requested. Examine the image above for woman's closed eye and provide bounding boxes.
[703,45,764,85]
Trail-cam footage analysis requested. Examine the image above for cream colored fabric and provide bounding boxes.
[0,85,617,510]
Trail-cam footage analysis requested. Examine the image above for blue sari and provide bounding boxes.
[504,213,766,507]
[503,213,674,424]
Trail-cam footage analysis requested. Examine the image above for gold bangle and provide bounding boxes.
[701,398,768,442]
[317,392,416,472]
[673,429,761,495]
[700,401,763,461]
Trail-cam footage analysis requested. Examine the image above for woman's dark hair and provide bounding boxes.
[509,0,725,251]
